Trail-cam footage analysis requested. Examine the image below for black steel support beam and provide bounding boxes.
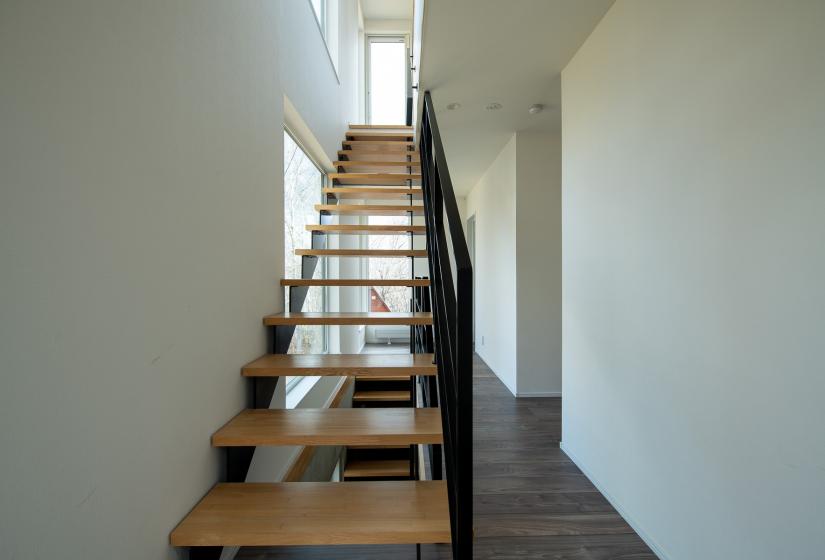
[420,91,473,560]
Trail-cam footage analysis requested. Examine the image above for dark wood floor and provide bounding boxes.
[237,354,657,559]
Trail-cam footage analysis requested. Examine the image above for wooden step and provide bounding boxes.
[316,204,424,215]
[169,481,451,546]
[281,278,430,287]
[349,444,410,450]
[357,375,413,382]
[263,312,432,326]
[212,408,442,447]
[334,160,421,168]
[353,390,412,402]
[329,173,421,186]
[345,132,414,141]
[296,249,427,258]
[323,187,422,199]
[342,140,415,151]
[349,124,413,130]
[344,459,410,479]
[338,150,419,161]
[242,353,437,377]
[306,224,425,235]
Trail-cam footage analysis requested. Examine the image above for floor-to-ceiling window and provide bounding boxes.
[283,130,327,371]
[367,35,407,125]
[367,215,411,312]
[365,215,411,344]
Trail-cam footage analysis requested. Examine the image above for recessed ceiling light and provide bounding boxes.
[446,102,461,110]
[486,102,502,110]
[528,104,545,114]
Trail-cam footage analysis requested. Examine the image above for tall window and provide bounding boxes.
[367,36,408,125]
[284,130,326,360]
[368,216,411,312]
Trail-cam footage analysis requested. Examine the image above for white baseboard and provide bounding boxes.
[560,442,670,560]
[516,391,561,397]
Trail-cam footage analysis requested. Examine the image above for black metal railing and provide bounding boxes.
[412,280,441,479]
[419,91,473,560]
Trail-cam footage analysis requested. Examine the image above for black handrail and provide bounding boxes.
[419,91,473,559]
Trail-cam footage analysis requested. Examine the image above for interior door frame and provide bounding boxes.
[466,214,476,347]
[365,34,409,124]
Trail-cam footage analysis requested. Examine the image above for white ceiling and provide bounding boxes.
[361,0,413,20]
[420,0,615,195]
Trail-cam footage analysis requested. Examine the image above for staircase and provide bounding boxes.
[171,93,471,559]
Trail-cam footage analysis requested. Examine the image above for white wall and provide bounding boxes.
[364,18,412,35]
[0,1,359,558]
[466,135,518,394]
[561,1,825,559]
[281,0,360,162]
[466,131,562,396]
[516,131,562,396]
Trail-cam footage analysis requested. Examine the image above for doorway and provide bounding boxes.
[366,35,408,125]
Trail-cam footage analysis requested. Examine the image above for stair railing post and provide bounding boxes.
[420,91,473,560]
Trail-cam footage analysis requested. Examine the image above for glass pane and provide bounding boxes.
[284,131,325,355]
[368,216,411,312]
[369,40,407,125]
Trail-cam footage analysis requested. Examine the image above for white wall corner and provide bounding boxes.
[560,442,671,560]
[516,391,561,398]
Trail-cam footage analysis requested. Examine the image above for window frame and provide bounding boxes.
[283,127,329,398]
[365,34,409,125]
[364,215,412,313]
[309,0,340,81]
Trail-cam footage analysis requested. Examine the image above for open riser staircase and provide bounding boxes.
[170,93,472,559]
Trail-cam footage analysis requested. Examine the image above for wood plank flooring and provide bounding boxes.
[236,354,657,559]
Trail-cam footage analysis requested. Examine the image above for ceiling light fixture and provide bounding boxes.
[528,104,545,115]
[486,102,502,111]
[446,102,461,110]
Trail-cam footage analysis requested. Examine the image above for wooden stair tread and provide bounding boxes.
[281,278,430,286]
[349,444,409,450]
[344,459,411,479]
[212,408,442,446]
[338,150,419,160]
[324,186,421,192]
[169,481,450,546]
[263,312,432,326]
[323,187,422,199]
[334,160,420,167]
[349,124,413,130]
[342,140,415,148]
[353,390,412,402]
[296,249,427,257]
[242,353,437,376]
[329,172,421,180]
[330,172,421,186]
[356,375,413,381]
[346,132,414,141]
[316,204,424,215]
[306,224,425,234]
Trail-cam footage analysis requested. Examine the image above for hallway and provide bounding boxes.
[237,354,655,559]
